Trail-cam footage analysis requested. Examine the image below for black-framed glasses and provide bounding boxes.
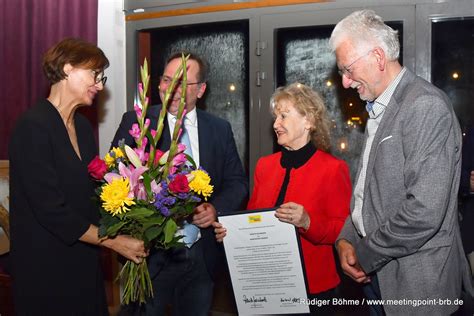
[92,70,107,86]
[337,49,373,77]
[160,75,201,86]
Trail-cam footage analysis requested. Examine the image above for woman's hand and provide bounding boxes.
[212,221,227,242]
[79,225,147,264]
[275,202,310,230]
[104,235,148,264]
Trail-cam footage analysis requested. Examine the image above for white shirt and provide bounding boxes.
[166,107,200,166]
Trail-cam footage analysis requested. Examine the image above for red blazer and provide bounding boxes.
[248,150,351,294]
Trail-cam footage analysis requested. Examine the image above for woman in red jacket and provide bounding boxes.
[214,83,351,315]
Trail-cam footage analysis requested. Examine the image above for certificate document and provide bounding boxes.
[218,208,310,315]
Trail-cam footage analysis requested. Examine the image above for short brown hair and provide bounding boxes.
[167,51,208,83]
[271,83,332,152]
[43,38,109,84]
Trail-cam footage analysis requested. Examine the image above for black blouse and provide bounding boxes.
[275,142,317,206]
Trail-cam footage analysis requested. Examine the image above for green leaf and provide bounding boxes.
[184,153,197,169]
[98,224,107,238]
[142,216,166,230]
[144,225,163,242]
[106,220,127,236]
[142,173,152,198]
[99,212,120,227]
[125,207,154,220]
[163,219,178,244]
[145,130,156,148]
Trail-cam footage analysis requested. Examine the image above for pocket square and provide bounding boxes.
[379,135,393,144]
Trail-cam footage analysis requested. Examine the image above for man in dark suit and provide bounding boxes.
[111,52,248,315]
[330,10,473,315]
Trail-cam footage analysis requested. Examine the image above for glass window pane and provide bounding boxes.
[140,20,250,172]
[432,18,474,131]
[275,22,403,179]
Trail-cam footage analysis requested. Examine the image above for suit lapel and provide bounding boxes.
[362,70,416,206]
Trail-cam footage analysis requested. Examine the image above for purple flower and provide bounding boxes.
[154,199,163,209]
[177,192,190,200]
[191,195,201,203]
[160,206,170,217]
[164,196,176,205]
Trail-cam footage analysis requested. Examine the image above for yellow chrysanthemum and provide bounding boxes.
[189,170,213,200]
[104,147,125,168]
[100,178,135,216]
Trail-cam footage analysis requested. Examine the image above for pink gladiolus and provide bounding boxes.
[169,166,177,175]
[150,129,157,138]
[177,143,186,153]
[134,104,142,118]
[176,109,187,128]
[144,118,150,128]
[134,146,149,165]
[172,153,187,167]
[138,83,143,95]
[129,123,141,139]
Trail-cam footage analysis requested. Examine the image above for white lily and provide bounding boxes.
[124,145,143,168]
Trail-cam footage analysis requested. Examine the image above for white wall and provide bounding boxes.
[97,0,127,157]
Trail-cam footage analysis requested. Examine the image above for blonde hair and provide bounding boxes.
[271,83,331,152]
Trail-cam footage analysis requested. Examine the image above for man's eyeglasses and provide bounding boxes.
[160,75,201,86]
[337,50,373,77]
[92,70,107,86]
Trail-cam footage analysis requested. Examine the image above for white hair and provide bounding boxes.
[329,10,400,61]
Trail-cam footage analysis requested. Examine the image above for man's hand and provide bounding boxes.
[212,221,227,242]
[336,239,370,283]
[192,202,217,228]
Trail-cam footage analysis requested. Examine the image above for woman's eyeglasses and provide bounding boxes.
[92,70,107,86]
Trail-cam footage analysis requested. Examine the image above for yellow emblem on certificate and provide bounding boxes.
[248,214,262,223]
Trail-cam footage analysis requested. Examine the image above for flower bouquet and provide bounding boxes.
[87,55,213,304]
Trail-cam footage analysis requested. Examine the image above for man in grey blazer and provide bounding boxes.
[330,10,473,315]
